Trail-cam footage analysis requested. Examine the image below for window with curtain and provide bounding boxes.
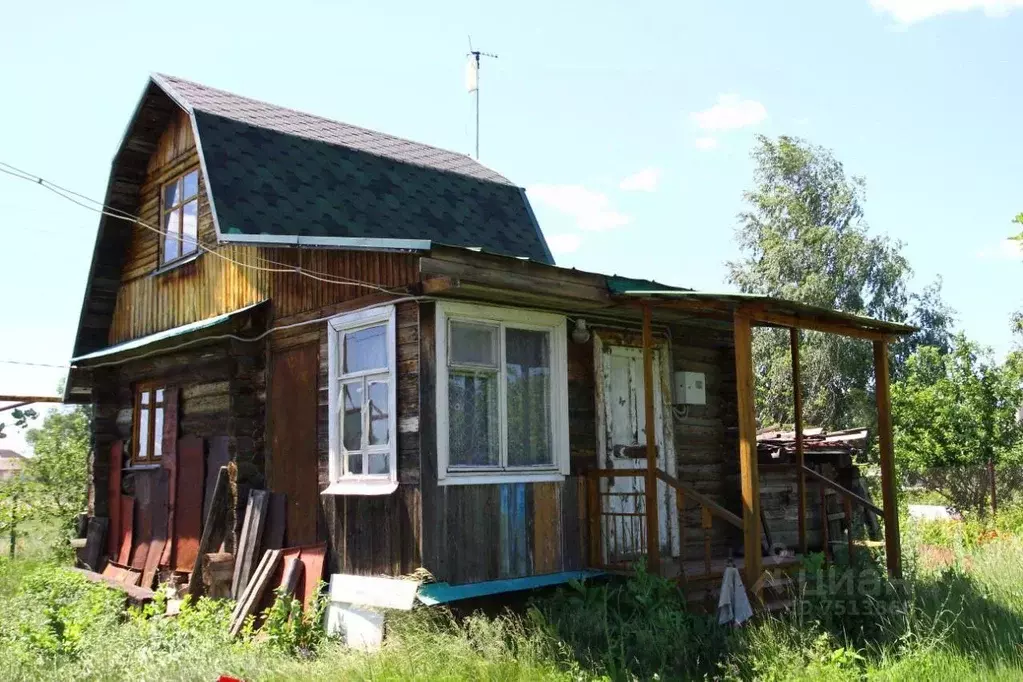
[437,302,568,484]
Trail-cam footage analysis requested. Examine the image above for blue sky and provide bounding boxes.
[1,0,1022,448]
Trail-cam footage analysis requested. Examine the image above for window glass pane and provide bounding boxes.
[367,453,388,475]
[163,208,181,262]
[164,179,181,208]
[182,171,199,200]
[137,409,150,460]
[153,407,164,459]
[368,382,389,445]
[155,388,164,404]
[342,382,363,451]
[448,371,499,466]
[449,322,497,366]
[343,325,387,374]
[506,329,552,466]
[347,454,363,475]
[140,390,151,406]
[182,201,198,255]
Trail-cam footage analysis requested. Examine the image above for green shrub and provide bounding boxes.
[536,564,730,680]
[261,583,330,656]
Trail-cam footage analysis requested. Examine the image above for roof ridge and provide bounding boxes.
[151,73,511,184]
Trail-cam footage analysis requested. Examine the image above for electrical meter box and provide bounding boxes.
[673,371,706,405]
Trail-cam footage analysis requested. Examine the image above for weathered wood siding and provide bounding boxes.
[265,294,422,576]
[110,107,271,344]
[419,304,590,584]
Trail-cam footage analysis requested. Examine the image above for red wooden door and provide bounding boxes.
[269,344,320,546]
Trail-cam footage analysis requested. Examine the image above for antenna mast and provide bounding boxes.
[467,36,498,160]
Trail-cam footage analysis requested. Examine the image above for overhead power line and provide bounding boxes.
[0,161,406,295]
[0,359,69,369]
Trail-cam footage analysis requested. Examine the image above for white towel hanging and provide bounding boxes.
[717,566,754,626]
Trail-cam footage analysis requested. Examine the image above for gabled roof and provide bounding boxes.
[153,74,552,262]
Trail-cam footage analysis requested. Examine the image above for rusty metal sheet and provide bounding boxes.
[117,496,134,566]
[173,435,205,571]
[108,441,123,556]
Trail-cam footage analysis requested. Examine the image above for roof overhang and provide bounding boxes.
[617,290,916,341]
[72,300,267,366]
[420,246,917,341]
[220,233,431,252]
[64,301,267,403]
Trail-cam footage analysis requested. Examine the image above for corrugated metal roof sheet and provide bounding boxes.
[72,301,266,364]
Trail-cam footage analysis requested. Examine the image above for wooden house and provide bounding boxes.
[66,74,912,604]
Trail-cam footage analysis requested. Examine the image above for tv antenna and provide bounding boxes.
[466,36,498,160]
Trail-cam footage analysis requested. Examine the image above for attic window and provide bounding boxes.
[161,169,200,265]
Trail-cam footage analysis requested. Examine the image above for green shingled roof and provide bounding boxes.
[155,75,553,263]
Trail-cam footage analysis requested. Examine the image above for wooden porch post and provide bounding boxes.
[734,313,762,588]
[873,340,902,579]
[790,328,807,556]
[642,304,661,575]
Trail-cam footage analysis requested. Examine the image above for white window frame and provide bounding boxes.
[323,305,398,496]
[436,301,569,486]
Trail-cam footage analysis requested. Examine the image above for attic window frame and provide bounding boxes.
[159,167,201,267]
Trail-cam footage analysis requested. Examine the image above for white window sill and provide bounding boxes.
[439,471,565,486]
[321,480,398,496]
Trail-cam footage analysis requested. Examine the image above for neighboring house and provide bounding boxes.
[66,74,913,604]
[0,449,26,482]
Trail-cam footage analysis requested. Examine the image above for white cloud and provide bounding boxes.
[694,136,719,150]
[975,239,1023,260]
[690,94,767,132]
[619,168,661,192]
[527,184,631,231]
[870,0,1023,23]
[546,234,583,254]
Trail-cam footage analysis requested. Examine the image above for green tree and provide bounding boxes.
[23,407,91,528]
[892,337,1023,516]
[0,476,33,559]
[728,135,951,429]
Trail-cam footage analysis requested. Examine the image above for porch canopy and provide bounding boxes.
[612,284,915,584]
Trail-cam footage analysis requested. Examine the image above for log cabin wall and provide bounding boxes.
[419,310,743,586]
[87,333,265,576]
[264,256,421,576]
[668,323,744,559]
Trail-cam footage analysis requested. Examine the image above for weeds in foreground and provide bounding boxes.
[3,519,1023,680]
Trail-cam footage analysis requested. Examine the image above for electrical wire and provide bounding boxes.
[0,359,69,369]
[0,161,407,295]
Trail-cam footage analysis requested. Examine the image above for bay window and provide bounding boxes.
[325,305,397,495]
[437,302,569,484]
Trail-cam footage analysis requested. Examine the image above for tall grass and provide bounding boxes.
[3,515,1023,680]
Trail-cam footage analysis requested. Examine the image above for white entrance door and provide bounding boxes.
[595,339,676,565]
